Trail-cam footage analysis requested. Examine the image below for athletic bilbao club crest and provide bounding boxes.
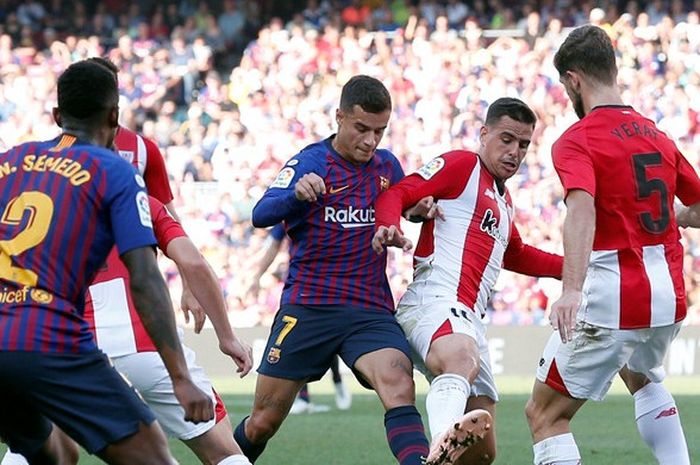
[267,347,281,364]
[379,176,390,191]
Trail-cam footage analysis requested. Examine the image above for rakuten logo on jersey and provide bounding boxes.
[324,206,375,229]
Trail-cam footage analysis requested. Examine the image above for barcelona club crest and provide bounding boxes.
[379,176,390,191]
[267,347,281,364]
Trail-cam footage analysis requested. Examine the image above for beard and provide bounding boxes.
[572,90,586,119]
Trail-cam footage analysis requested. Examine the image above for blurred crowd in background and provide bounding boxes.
[1,0,699,328]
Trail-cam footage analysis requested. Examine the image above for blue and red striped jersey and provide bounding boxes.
[0,134,156,353]
[253,137,404,312]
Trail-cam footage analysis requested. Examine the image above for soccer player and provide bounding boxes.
[372,97,563,465]
[525,25,695,465]
[247,223,352,414]
[0,60,212,464]
[233,75,431,465]
[2,195,254,465]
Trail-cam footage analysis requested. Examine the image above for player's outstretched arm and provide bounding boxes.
[166,237,253,377]
[503,223,563,278]
[247,236,283,298]
[121,246,215,422]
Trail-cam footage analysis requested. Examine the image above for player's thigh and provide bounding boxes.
[627,323,681,384]
[0,351,157,456]
[96,421,174,465]
[526,380,586,442]
[257,305,342,383]
[536,322,638,401]
[454,396,497,465]
[182,414,240,465]
[246,374,308,440]
[114,348,221,442]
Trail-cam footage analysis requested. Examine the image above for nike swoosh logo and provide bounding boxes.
[328,185,350,194]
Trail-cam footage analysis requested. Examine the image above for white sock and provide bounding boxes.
[425,373,470,442]
[634,383,690,465]
[216,455,252,465]
[1,452,29,465]
[532,433,581,465]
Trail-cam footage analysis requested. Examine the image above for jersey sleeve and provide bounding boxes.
[270,223,286,241]
[552,130,596,199]
[675,151,700,206]
[502,223,563,278]
[375,151,477,231]
[148,196,187,255]
[142,137,174,204]
[252,153,322,228]
[104,159,157,255]
[389,152,405,184]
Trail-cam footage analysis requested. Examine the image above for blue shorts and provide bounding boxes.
[258,304,412,389]
[0,351,156,456]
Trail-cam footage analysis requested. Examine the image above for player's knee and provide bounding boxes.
[524,397,543,430]
[246,413,281,443]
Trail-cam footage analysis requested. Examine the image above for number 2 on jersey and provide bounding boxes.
[275,315,298,346]
[0,191,54,287]
[633,152,670,234]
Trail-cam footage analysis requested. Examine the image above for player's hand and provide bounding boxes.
[371,225,413,255]
[181,287,206,334]
[549,290,581,343]
[403,196,445,222]
[172,378,215,423]
[294,173,326,202]
[220,337,253,378]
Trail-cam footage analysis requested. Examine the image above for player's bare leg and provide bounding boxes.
[96,421,175,465]
[183,414,251,465]
[452,396,496,465]
[525,380,585,465]
[423,333,492,464]
[244,375,307,443]
[354,348,429,465]
[619,366,690,465]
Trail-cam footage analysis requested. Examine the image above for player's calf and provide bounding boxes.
[425,409,492,465]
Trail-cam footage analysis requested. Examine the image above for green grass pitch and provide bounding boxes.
[2,376,698,464]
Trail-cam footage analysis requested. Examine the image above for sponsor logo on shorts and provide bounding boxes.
[267,347,281,364]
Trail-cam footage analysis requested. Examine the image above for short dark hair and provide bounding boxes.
[485,97,536,127]
[339,75,392,114]
[554,25,616,86]
[87,56,119,77]
[57,60,119,119]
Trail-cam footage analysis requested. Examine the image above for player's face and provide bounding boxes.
[333,105,390,165]
[479,116,533,182]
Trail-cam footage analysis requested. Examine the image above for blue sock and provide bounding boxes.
[384,405,430,465]
[233,416,267,463]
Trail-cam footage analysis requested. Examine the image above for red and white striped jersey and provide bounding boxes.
[83,196,186,357]
[114,126,174,205]
[554,105,700,329]
[375,150,562,317]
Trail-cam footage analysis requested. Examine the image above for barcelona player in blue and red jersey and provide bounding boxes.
[233,75,432,465]
[0,60,212,464]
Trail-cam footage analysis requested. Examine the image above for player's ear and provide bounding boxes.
[479,125,488,146]
[335,108,343,127]
[52,107,62,127]
[108,105,119,128]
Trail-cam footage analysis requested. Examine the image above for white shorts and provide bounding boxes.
[396,299,498,402]
[537,322,682,401]
[112,344,226,440]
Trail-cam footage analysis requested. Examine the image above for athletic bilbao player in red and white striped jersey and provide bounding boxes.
[525,25,695,465]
